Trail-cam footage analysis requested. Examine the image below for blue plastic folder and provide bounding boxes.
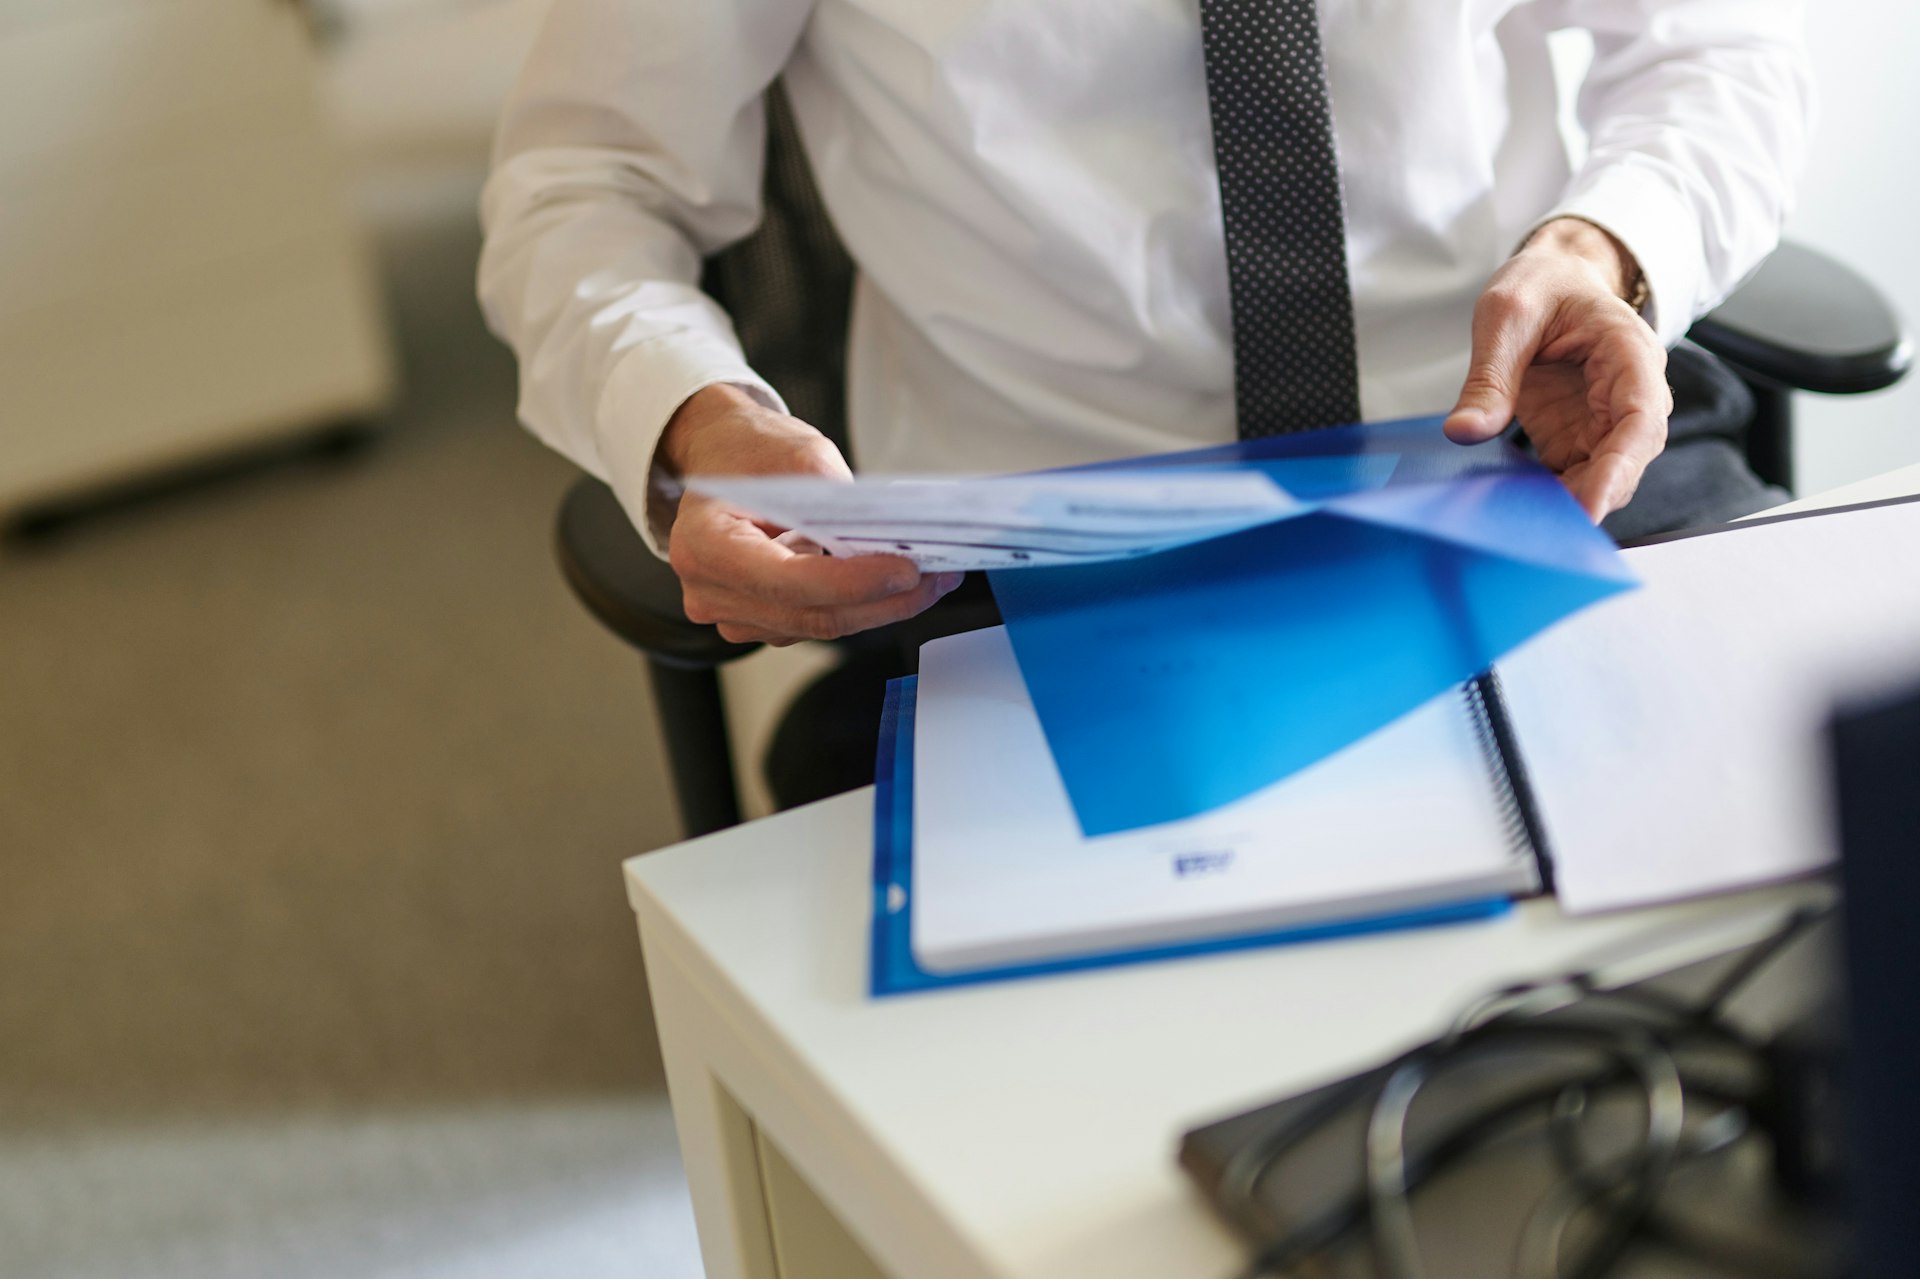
[987,417,1637,836]
[870,677,1511,996]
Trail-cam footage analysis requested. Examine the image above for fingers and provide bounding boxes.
[1444,283,1546,444]
[658,395,951,643]
[1565,454,1635,522]
[1560,410,1666,523]
[676,496,911,600]
[720,519,923,609]
[673,496,962,642]
[1570,331,1671,520]
[1568,414,1665,522]
[710,572,965,645]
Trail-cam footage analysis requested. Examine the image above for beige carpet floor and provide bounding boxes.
[0,175,703,1278]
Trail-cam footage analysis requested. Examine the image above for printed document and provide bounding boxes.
[685,471,1298,570]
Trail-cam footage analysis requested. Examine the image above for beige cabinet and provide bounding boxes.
[758,1130,894,1279]
[0,0,395,512]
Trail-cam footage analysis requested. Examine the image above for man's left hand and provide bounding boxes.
[1443,217,1673,522]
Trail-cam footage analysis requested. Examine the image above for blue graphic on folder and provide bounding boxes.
[988,416,1636,836]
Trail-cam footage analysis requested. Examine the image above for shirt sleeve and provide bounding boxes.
[477,0,815,554]
[1532,0,1813,345]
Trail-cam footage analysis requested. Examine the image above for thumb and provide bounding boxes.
[1444,294,1540,444]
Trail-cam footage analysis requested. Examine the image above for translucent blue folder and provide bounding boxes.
[988,417,1636,835]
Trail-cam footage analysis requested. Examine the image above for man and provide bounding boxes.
[480,0,1809,794]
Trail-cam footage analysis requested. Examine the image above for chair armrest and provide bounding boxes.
[1686,241,1912,395]
[555,476,762,669]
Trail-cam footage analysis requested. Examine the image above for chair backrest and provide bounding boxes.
[700,85,856,454]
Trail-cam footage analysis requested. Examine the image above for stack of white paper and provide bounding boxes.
[687,471,1298,570]
[1499,498,1920,915]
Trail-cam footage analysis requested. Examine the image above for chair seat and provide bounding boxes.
[555,476,761,669]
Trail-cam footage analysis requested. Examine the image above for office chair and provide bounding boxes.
[556,87,1913,839]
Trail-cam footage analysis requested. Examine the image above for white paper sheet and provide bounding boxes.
[1498,499,1920,915]
[685,471,1298,570]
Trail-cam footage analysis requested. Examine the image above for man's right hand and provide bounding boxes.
[658,384,961,646]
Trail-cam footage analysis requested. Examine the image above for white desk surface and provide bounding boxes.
[1748,460,1920,517]
[624,464,1918,1279]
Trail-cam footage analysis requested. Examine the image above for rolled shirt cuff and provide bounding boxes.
[1535,161,1711,348]
[595,344,787,558]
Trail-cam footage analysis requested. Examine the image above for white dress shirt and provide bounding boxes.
[478,0,1810,551]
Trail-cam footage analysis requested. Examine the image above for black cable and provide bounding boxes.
[1230,1070,1758,1279]
[1230,1075,1600,1278]
[1228,974,1762,1221]
[1693,904,1828,1024]
[1224,906,1831,1279]
[1232,1028,1697,1277]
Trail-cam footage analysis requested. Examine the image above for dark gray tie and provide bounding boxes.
[1198,0,1361,437]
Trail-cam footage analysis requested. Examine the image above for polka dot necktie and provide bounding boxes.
[1198,0,1361,438]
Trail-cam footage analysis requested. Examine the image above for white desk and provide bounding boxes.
[625,467,1919,1279]
[1741,461,1920,518]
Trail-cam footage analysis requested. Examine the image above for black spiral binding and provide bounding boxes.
[1463,672,1557,895]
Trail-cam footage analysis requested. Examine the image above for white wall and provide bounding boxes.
[321,0,550,176]
[1782,2,1920,493]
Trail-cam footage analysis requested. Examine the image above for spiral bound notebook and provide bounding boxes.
[870,626,1549,993]
[870,678,1522,996]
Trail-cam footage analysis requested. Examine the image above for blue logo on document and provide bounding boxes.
[1173,850,1234,878]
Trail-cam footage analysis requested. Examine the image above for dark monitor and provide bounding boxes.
[1832,682,1920,1278]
